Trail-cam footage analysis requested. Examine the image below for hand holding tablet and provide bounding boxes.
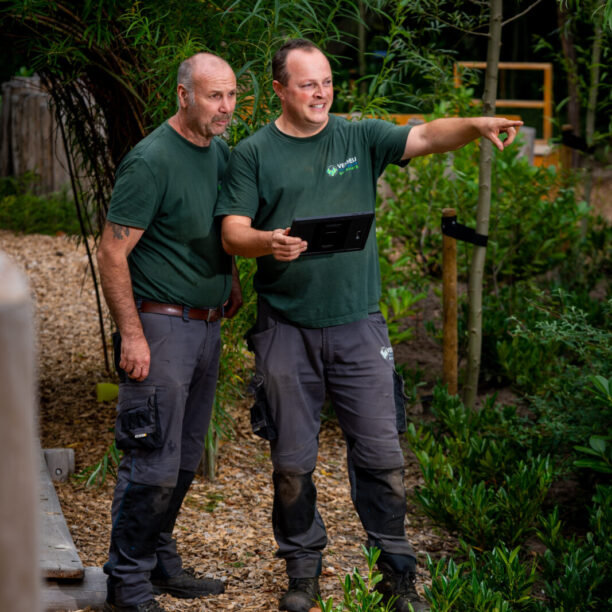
[289,212,374,256]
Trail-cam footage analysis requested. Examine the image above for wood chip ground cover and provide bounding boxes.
[0,230,455,611]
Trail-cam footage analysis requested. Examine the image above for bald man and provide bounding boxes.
[97,52,242,612]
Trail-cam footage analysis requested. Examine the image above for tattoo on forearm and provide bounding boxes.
[110,222,130,240]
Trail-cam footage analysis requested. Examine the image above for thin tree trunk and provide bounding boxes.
[557,1,582,167]
[463,0,502,408]
[581,19,603,239]
[585,21,602,146]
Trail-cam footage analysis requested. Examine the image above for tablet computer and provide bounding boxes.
[289,211,374,256]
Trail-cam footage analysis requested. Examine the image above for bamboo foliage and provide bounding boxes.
[1,0,396,223]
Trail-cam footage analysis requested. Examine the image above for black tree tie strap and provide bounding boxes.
[441,215,488,247]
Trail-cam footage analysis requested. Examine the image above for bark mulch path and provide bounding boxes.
[0,229,455,611]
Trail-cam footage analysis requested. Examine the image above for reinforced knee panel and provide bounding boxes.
[273,471,316,537]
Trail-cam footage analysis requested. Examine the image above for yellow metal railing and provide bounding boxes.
[453,61,554,143]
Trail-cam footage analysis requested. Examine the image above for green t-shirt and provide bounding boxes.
[107,122,232,309]
[215,115,410,327]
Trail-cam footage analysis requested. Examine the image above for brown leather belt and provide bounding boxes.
[138,300,222,322]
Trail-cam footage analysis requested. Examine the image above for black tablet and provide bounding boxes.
[289,211,375,256]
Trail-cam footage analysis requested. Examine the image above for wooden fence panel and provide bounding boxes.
[1,76,70,194]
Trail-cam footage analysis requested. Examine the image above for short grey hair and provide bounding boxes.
[176,52,232,106]
[177,56,197,104]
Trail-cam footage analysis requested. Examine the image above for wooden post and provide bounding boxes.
[0,252,41,612]
[442,209,458,395]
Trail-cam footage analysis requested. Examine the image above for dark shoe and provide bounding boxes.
[151,567,224,598]
[103,599,167,611]
[279,576,320,612]
[378,562,430,612]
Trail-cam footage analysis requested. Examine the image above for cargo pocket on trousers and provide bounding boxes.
[247,374,277,441]
[393,370,408,434]
[115,385,163,451]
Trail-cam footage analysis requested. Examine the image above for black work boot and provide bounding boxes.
[378,562,430,612]
[151,567,224,598]
[103,599,167,611]
[279,576,320,612]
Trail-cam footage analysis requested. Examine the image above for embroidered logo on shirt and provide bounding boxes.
[326,156,358,177]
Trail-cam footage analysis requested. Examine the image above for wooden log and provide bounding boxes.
[39,447,84,580]
[0,251,41,612]
[42,566,106,611]
[442,208,458,395]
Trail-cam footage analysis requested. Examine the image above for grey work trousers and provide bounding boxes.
[104,312,221,607]
[248,301,416,578]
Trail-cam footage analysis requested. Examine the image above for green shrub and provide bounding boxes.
[537,485,612,611]
[410,294,611,611]
[318,546,394,612]
[376,221,427,345]
[574,433,612,475]
[506,293,612,461]
[426,544,539,611]
[0,174,80,235]
[477,284,564,391]
[377,128,586,288]
[407,387,554,549]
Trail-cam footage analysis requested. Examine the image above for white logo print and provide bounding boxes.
[380,346,394,362]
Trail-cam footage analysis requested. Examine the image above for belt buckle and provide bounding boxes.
[207,308,215,322]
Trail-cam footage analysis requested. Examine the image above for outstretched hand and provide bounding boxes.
[478,117,523,152]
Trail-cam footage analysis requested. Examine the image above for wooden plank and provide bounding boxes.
[42,566,106,611]
[39,447,84,579]
[0,252,41,612]
[495,99,545,109]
